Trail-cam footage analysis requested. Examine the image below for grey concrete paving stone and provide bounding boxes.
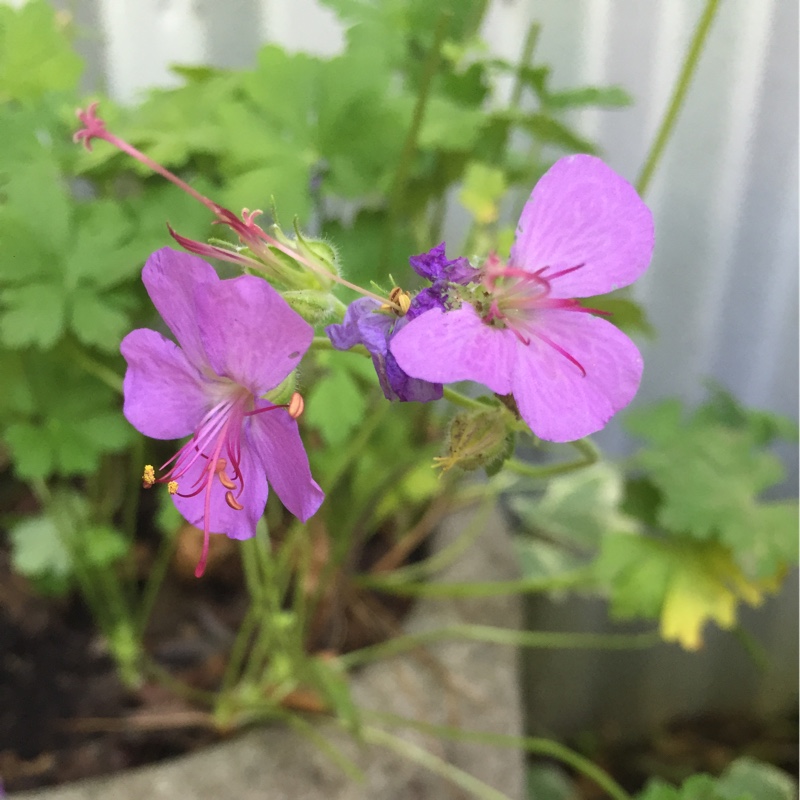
[17,507,524,799]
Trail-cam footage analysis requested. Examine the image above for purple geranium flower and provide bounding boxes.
[390,155,655,442]
[121,248,324,576]
[325,242,478,402]
[326,297,442,402]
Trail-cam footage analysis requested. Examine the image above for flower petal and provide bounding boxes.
[390,304,516,395]
[142,248,220,369]
[409,243,478,284]
[121,328,209,440]
[511,311,643,442]
[510,155,654,298]
[327,299,441,402]
[172,434,267,541]
[247,405,324,522]
[194,274,313,396]
[326,298,384,351]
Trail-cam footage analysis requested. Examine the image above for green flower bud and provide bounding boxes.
[282,289,344,324]
[435,407,513,474]
[264,371,297,406]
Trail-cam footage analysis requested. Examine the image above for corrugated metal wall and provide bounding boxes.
[38,0,799,733]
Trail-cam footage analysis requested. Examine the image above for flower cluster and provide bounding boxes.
[77,104,652,575]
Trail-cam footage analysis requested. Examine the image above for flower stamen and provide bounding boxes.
[225,491,244,511]
[142,464,155,488]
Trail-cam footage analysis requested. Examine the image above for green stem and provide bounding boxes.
[143,657,217,707]
[362,725,514,800]
[635,0,722,196]
[218,605,259,696]
[240,534,265,601]
[374,495,494,585]
[135,525,178,639]
[340,625,658,668]
[366,713,633,800]
[510,22,541,110]
[356,566,593,597]
[442,386,490,412]
[286,714,366,783]
[63,339,124,394]
[381,9,452,264]
[505,436,599,479]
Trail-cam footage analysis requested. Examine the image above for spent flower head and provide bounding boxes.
[121,247,324,576]
[390,155,655,442]
[325,242,481,402]
[73,103,398,315]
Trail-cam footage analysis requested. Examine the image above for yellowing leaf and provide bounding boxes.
[459,162,507,224]
[597,535,784,650]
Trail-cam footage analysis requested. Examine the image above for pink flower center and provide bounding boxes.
[479,256,590,377]
[143,385,302,577]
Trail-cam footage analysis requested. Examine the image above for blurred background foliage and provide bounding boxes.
[0,1,797,795]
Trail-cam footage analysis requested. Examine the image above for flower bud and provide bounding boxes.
[282,289,342,324]
[263,372,297,406]
[435,407,513,474]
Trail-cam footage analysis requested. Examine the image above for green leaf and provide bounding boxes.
[635,775,721,800]
[716,757,797,800]
[305,365,367,447]
[0,351,36,414]
[220,164,312,231]
[82,525,128,569]
[635,757,797,800]
[696,383,799,446]
[519,113,598,154]
[417,96,485,152]
[0,0,82,103]
[581,296,655,337]
[0,106,73,253]
[510,462,639,571]
[458,162,507,224]
[624,399,685,445]
[629,409,793,576]
[0,214,57,285]
[4,400,131,481]
[241,46,320,140]
[324,210,416,289]
[0,282,66,348]
[543,85,632,110]
[69,288,131,351]
[3,422,54,478]
[9,514,72,590]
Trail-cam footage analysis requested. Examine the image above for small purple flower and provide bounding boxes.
[121,248,324,576]
[325,243,478,402]
[326,298,442,402]
[390,155,655,442]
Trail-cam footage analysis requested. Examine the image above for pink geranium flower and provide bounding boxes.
[390,155,655,442]
[121,248,324,575]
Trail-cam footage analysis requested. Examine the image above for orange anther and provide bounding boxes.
[225,491,244,511]
[288,392,304,419]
